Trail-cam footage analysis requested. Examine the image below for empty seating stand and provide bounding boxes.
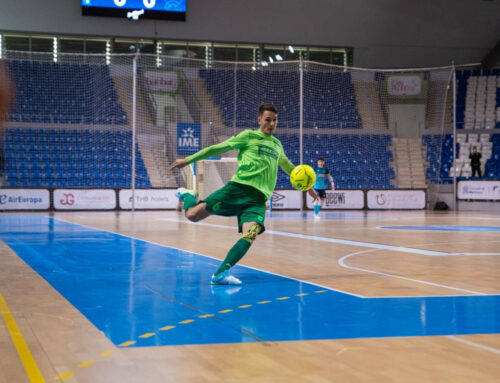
[200,70,362,129]
[455,69,500,131]
[7,60,127,125]
[5,129,151,188]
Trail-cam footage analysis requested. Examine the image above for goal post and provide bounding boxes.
[181,157,239,200]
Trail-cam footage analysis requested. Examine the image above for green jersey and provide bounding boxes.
[185,129,294,200]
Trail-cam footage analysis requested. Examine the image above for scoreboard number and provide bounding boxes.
[113,0,156,8]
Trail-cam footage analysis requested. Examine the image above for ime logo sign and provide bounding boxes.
[177,123,201,155]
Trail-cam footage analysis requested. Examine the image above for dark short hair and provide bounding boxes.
[318,156,324,161]
[258,103,278,116]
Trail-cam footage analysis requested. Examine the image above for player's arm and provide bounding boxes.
[170,131,249,170]
[326,169,335,190]
[328,175,335,190]
[278,153,295,175]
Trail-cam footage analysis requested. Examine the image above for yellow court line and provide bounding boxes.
[0,290,46,383]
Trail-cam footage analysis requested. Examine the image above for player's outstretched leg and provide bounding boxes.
[177,187,198,210]
[177,188,210,222]
[211,222,261,285]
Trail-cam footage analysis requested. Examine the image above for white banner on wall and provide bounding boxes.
[54,189,116,210]
[387,74,423,96]
[367,190,426,209]
[0,189,50,210]
[306,190,365,209]
[458,180,500,200]
[143,70,178,92]
[270,190,302,209]
[120,189,178,209]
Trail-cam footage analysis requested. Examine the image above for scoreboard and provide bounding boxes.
[81,0,186,21]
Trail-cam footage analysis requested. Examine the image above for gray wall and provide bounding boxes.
[1,0,499,68]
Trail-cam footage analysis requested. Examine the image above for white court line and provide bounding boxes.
[158,218,500,256]
[158,217,497,296]
[338,250,488,296]
[447,336,500,355]
[49,217,364,298]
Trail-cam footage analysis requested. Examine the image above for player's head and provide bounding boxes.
[258,103,278,135]
[258,103,278,116]
[317,157,325,167]
[472,146,477,152]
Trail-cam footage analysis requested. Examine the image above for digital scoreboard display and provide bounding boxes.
[82,0,186,21]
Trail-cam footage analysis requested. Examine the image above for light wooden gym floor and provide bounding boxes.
[0,210,499,383]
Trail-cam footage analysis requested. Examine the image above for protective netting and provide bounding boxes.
[4,52,151,189]
[186,158,239,200]
[1,50,489,210]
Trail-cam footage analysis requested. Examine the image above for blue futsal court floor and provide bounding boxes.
[1,214,499,349]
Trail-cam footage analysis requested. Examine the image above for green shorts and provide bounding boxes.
[202,181,267,234]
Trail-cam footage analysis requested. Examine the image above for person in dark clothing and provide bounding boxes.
[469,146,482,178]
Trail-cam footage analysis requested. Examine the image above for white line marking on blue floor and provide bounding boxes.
[157,218,500,256]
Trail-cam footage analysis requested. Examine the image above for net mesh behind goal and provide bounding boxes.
[182,158,238,200]
[2,50,477,211]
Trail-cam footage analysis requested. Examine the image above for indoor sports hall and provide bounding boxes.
[1,1,500,382]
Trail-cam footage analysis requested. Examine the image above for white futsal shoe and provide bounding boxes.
[211,270,242,285]
[177,187,199,200]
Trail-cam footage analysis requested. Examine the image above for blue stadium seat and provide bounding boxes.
[4,129,150,188]
[7,60,127,125]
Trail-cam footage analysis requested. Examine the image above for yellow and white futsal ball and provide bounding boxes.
[290,164,316,191]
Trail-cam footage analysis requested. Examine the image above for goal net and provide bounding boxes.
[182,157,238,200]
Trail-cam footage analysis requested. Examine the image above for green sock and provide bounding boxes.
[214,238,251,276]
[182,194,198,212]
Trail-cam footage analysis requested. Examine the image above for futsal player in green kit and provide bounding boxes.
[170,103,318,285]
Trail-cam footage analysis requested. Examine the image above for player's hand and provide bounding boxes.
[169,158,188,170]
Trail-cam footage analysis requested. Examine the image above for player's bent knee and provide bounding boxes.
[186,211,204,222]
[242,223,261,244]
[185,210,199,222]
[185,204,209,222]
